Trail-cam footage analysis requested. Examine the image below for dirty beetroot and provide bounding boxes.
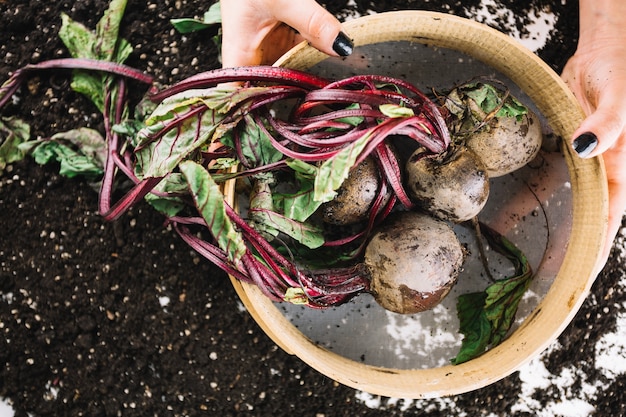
[1,0,626,416]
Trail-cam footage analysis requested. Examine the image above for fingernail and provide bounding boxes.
[332,31,353,57]
[573,132,598,158]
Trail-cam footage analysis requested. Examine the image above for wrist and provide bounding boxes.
[578,0,626,47]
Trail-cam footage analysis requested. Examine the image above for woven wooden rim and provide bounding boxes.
[227,11,608,398]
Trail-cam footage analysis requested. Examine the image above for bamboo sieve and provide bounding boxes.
[224,11,608,398]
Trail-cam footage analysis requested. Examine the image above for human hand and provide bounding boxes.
[219,0,353,67]
[561,6,626,267]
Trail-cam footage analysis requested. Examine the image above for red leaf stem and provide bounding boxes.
[100,177,164,221]
[254,113,343,161]
[174,224,252,282]
[293,108,384,129]
[149,66,330,103]
[0,58,153,109]
[374,142,414,208]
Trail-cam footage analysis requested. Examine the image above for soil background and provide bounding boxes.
[1,1,625,416]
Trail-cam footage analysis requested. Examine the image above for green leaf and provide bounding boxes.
[248,178,281,242]
[58,1,132,113]
[250,208,325,249]
[273,177,321,223]
[95,0,128,62]
[136,95,222,178]
[170,18,214,33]
[248,174,324,248]
[452,222,533,364]
[379,103,414,118]
[222,114,283,167]
[313,131,371,203]
[171,2,222,34]
[210,157,239,171]
[334,103,365,127]
[464,83,528,119]
[53,127,107,168]
[21,128,106,178]
[144,173,187,217]
[59,0,130,62]
[0,117,31,172]
[136,86,273,179]
[271,160,323,222]
[179,160,247,264]
[112,119,147,138]
[482,225,533,346]
[285,158,318,178]
[111,38,133,67]
[27,143,103,179]
[484,275,531,346]
[70,72,107,113]
[59,13,98,59]
[452,292,491,365]
[202,4,223,24]
[284,287,309,305]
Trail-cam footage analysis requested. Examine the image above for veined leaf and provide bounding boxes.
[179,160,247,264]
[284,287,309,305]
[58,0,132,113]
[18,128,106,179]
[136,86,276,178]
[52,128,107,168]
[171,2,222,33]
[285,158,317,177]
[452,222,533,364]
[59,13,105,110]
[95,0,128,62]
[463,83,528,119]
[452,292,490,365]
[27,143,103,179]
[136,103,220,178]
[144,172,187,217]
[222,114,283,167]
[274,175,322,222]
[59,13,97,59]
[141,86,267,129]
[248,173,324,248]
[250,208,325,249]
[59,0,131,63]
[482,224,533,346]
[0,116,31,172]
[313,131,371,203]
[379,103,414,118]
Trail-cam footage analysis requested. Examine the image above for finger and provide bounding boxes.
[598,146,626,269]
[569,74,626,158]
[571,99,626,158]
[220,0,273,67]
[272,0,353,58]
[221,23,301,67]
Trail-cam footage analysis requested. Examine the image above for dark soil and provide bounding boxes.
[1,0,625,416]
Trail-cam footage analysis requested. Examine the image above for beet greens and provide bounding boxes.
[130,67,450,307]
[2,56,453,306]
[0,0,537,363]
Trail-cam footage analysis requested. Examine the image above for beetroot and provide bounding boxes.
[364,211,464,314]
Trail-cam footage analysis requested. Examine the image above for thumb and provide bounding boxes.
[571,93,626,159]
[274,0,353,57]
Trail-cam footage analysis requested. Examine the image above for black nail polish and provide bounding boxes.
[332,31,353,57]
[573,132,598,158]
